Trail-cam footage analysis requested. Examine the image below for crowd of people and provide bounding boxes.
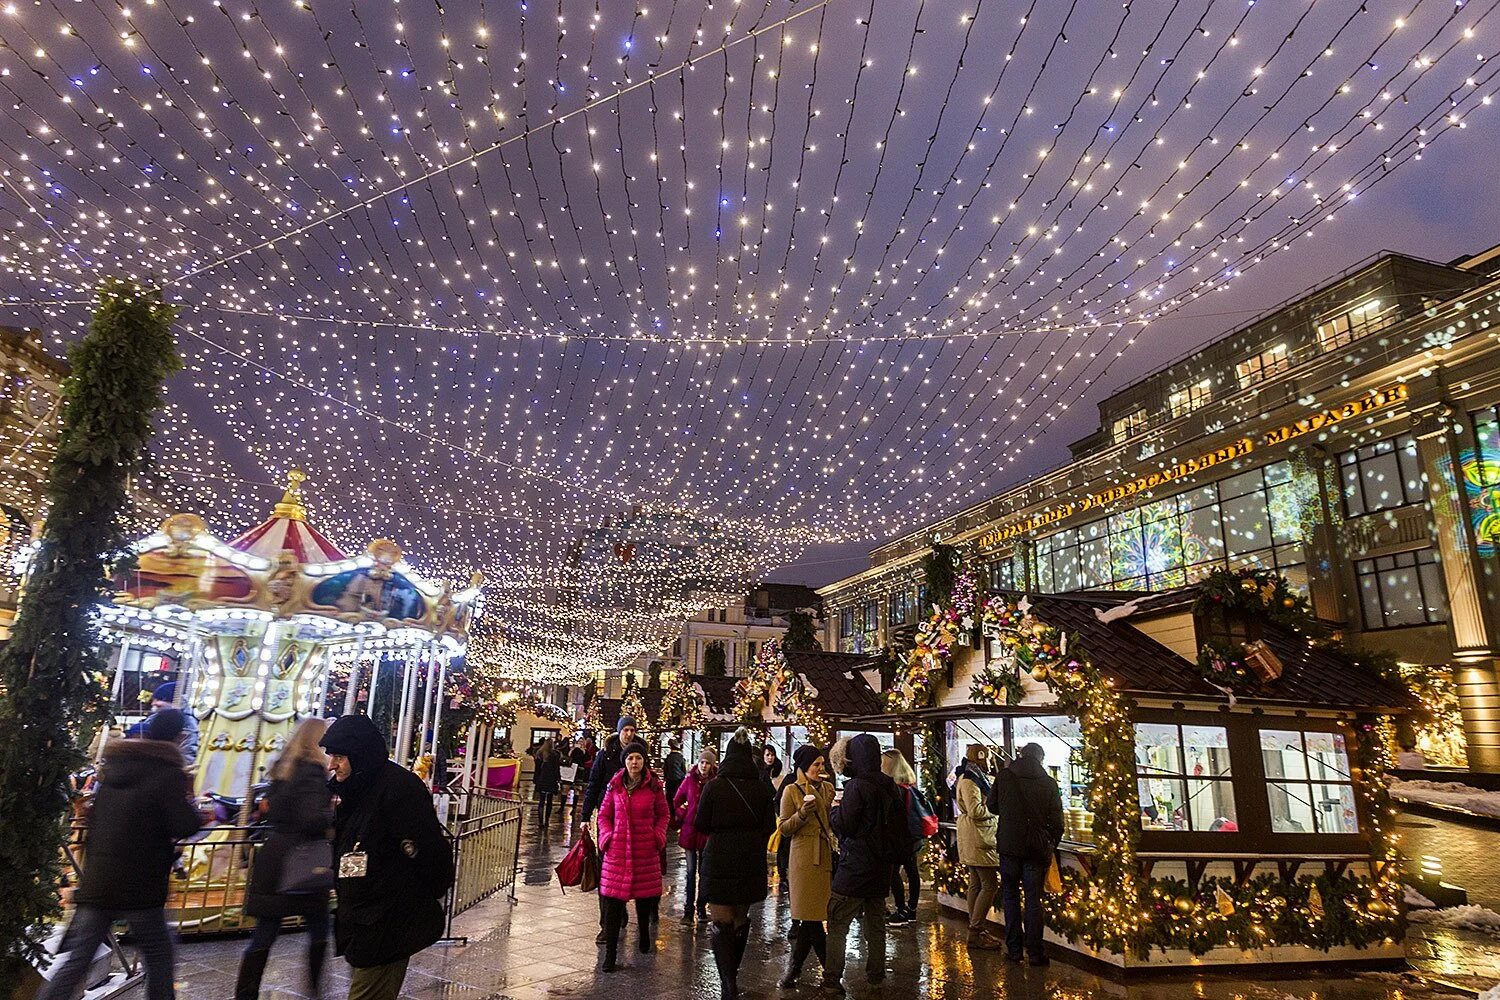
[46,696,1064,1000]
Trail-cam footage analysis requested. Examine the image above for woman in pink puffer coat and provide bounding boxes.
[597,740,669,971]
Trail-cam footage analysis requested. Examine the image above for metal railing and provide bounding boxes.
[446,789,524,920]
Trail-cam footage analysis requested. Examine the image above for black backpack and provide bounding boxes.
[875,782,918,863]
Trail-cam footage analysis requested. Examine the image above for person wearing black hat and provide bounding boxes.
[319,714,454,1000]
[124,681,201,767]
[40,710,204,1000]
[694,727,776,1000]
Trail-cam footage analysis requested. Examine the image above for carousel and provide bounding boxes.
[99,469,482,799]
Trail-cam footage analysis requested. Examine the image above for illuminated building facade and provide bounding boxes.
[820,245,1500,771]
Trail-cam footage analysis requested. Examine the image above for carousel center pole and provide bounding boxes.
[342,634,368,717]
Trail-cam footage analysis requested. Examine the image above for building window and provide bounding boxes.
[838,607,856,641]
[1459,407,1500,556]
[1235,343,1290,388]
[1355,549,1448,629]
[1134,723,1237,832]
[1167,379,1212,419]
[1339,434,1424,516]
[746,640,758,666]
[1259,729,1359,834]
[917,584,929,612]
[987,557,1018,593]
[861,600,879,634]
[1316,298,1395,350]
[888,590,913,627]
[1111,407,1149,443]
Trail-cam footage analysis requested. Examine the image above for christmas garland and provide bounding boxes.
[1195,638,1258,691]
[1193,566,1311,624]
[730,639,835,746]
[887,569,977,712]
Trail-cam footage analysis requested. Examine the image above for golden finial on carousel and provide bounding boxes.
[271,468,309,522]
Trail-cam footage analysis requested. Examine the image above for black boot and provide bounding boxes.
[234,947,270,1000]
[710,922,739,1000]
[780,922,814,988]
[810,922,827,967]
[638,901,656,953]
[733,922,751,974]
[602,900,623,972]
[307,934,327,999]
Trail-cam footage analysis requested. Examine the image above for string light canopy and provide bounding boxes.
[2,0,1496,681]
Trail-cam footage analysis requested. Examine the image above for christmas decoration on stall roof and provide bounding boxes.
[730,639,835,747]
[887,549,977,713]
[1193,567,1312,625]
[971,596,1062,705]
[1194,638,1258,692]
[0,282,180,990]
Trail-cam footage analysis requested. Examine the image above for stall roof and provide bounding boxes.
[686,649,886,727]
[595,688,666,732]
[1003,589,1411,713]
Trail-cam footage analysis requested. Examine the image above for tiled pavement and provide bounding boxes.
[146,805,1500,1000]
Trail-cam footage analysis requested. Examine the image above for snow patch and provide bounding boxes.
[1391,779,1500,820]
[1408,904,1500,938]
[1404,885,1437,910]
[1478,984,1500,1000]
[1094,596,1155,624]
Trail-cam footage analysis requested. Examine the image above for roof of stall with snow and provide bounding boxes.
[993,589,1410,713]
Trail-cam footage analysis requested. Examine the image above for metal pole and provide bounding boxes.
[430,654,448,785]
[314,646,334,718]
[418,648,438,763]
[343,634,368,716]
[394,656,415,766]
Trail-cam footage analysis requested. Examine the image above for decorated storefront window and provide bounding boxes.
[1260,729,1359,834]
[1033,460,1309,594]
[1134,723,1237,833]
[1462,407,1500,555]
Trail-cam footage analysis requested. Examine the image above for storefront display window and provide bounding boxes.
[1033,460,1306,593]
[1260,729,1359,834]
[1134,723,1236,832]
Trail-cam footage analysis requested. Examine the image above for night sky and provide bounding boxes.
[1,0,1496,668]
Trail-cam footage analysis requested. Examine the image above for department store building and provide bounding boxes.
[819,244,1500,771]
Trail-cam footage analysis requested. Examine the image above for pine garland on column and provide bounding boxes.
[0,282,180,989]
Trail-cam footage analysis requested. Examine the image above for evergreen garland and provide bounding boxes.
[0,282,180,988]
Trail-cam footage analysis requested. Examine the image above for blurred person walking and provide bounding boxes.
[956,745,1003,950]
[532,737,563,827]
[823,734,913,995]
[319,714,453,1000]
[235,718,335,999]
[989,743,1064,966]
[40,710,203,1000]
[695,728,776,1000]
[776,744,834,989]
[672,745,719,923]
[596,740,670,970]
[881,749,929,927]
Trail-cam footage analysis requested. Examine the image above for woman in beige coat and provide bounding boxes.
[955,745,1003,949]
[777,744,834,988]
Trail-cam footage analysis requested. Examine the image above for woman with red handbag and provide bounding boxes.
[596,740,669,971]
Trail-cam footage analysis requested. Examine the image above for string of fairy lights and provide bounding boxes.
[2,0,1497,681]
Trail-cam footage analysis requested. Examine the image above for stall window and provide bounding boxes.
[1259,729,1360,834]
[1134,723,1237,832]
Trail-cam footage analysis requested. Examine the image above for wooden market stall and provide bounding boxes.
[872,576,1411,974]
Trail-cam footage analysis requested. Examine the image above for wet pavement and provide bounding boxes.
[1395,808,1500,910]
[142,806,1500,1000]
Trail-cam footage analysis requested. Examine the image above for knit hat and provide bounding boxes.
[623,738,650,761]
[320,714,389,774]
[617,714,638,734]
[144,708,185,743]
[152,681,177,704]
[792,743,825,776]
[698,745,720,767]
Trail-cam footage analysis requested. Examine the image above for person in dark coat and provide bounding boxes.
[319,714,454,1000]
[661,737,687,811]
[694,727,775,1000]
[235,718,335,999]
[532,737,563,826]
[582,715,639,942]
[40,710,203,1000]
[124,681,201,767]
[988,742,1064,965]
[824,733,910,994]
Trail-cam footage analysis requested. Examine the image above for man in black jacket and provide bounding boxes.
[661,736,687,810]
[320,714,454,1000]
[824,734,911,994]
[41,710,203,1000]
[987,742,1064,965]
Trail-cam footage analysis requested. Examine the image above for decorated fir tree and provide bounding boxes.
[0,282,180,989]
[782,608,822,651]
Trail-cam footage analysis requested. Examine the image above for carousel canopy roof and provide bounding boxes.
[228,469,347,563]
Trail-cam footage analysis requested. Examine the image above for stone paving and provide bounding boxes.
[138,806,1500,1000]
[1395,808,1500,910]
